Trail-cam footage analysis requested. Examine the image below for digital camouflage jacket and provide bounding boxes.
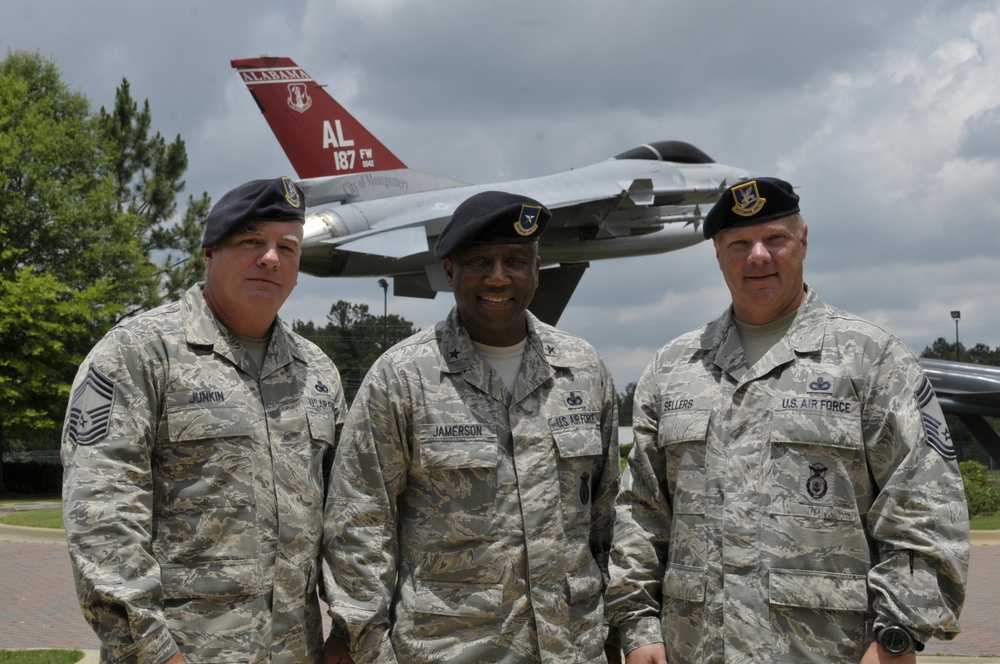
[62,284,346,664]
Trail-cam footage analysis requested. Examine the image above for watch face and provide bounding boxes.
[879,626,912,654]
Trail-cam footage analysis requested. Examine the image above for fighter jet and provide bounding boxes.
[232,56,755,323]
[920,358,1000,464]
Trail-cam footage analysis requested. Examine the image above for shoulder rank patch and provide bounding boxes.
[916,375,955,460]
[66,365,116,446]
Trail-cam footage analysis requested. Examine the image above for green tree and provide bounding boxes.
[98,78,207,309]
[0,51,207,489]
[294,300,417,403]
[617,381,636,427]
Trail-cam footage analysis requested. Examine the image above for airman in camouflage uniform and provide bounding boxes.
[62,178,346,664]
[605,178,969,664]
[322,192,620,664]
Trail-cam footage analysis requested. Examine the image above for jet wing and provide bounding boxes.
[919,357,1000,465]
[332,226,432,259]
[317,177,727,260]
[920,358,1000,417]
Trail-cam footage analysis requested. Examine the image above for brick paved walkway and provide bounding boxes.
[923,543,1000,657]
[1,533,997,655]
[0,540,98,649]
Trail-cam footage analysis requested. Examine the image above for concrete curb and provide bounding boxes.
[0,523,66,543]
[1,649,99,663]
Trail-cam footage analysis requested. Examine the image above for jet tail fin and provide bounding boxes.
[231,56,406,179]
[529,263,590,325]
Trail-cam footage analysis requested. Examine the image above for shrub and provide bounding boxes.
[959,460,1000,517]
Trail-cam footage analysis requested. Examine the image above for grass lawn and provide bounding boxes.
[970,511,1000,530]
[0,507,63,529]
[0,650,83,663]
[2,498,1000,530]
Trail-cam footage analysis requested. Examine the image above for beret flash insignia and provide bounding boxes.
[282,175,303,209]
[514,204,543,237]
[731,180,766,217]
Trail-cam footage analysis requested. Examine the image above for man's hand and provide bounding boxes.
[161,651,183,664]
[323,634,355,664]
[859,641,916,664]
[625,642,668,664]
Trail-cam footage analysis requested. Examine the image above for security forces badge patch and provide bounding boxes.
[579,472,591,505]
[806,462,829,499]
[731,180,766,217]
[66,365,115,445]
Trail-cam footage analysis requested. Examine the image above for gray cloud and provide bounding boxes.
[4,0,999,388]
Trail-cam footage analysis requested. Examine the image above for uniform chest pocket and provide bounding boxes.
[417,424,498,470]
[769,404,863,520]
[551,418,603,517]
[415,425,498,510]
[305,395,339,446]
[158,404,255,511]
[656,403,712,516]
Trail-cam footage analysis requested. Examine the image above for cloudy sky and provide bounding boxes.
[5,0,1000,388]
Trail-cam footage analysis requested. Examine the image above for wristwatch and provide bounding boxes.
[875,625,924,655]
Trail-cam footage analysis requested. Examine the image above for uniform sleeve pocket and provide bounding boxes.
[768,567,868,611]
[662,563,706,602]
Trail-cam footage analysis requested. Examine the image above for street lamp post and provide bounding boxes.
[950,311,963,461]
[378,279,389,350]
[951,310,961,362]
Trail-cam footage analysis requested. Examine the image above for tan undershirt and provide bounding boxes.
[734,309,797,367]
[472,338,527,394]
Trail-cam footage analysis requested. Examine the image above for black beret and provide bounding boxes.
[703,177,800,239]
[434,191,551,259]
[202,176,306,248]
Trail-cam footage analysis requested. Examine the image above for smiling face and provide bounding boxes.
[713,214,808,325]
[444,242,540,346]
[202,220,303,338]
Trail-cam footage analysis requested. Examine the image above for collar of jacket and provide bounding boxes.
[700,284,828,358]
[180,282,306,367]
[437,306,569,375]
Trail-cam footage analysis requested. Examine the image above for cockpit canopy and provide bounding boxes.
[614,140,715,164]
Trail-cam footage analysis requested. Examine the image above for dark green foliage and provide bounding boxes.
[1,460,63,494]
[959,460,1000,517]
[617,381,636,426]
[0,51,207,489]
[294,300,418,404]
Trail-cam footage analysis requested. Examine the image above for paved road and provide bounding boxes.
[1,525,997,659]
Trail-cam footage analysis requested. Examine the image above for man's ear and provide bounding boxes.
[443,258,454,286]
